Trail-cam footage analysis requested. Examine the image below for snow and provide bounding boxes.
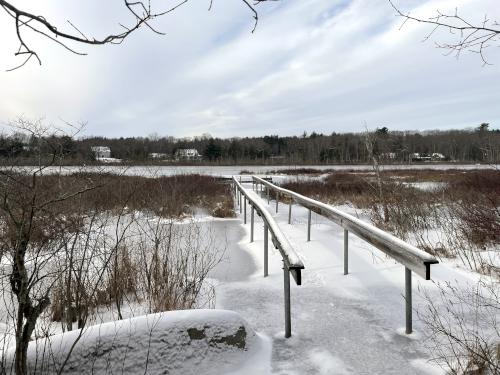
[402,181,447,192]
[5,163,498,179]
[1,173,496,374]
[213,181,496,374]
[2,310,270,375]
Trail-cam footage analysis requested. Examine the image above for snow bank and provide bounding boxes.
[3,309,269,375]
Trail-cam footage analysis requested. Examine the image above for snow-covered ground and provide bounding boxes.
[212,182,490,374]
[402,181,448,192]
[1,180,496,374]
[6,164,499,178]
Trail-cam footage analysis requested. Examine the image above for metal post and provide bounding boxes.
[250,206,254,243]
[405,267,412,334]
[344,229,348,275]
[307,209,311,241]
[239,192,242,213]
[283,262,291,338]
[288,202,292,224]
[267,187,270,204]
[276,192,279,213]
[264,224,268,277]
[244,198,247,224]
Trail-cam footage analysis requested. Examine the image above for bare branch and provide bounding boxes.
[0,0,275,70]
[389,0,500,65]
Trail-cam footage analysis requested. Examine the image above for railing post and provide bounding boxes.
[250,206,254,242]
[244,197,247,224]
[276,192,279,213]
[267,187,270,204]
[283,262,291,338]
[288,201,292,224]
[264,224,268,277]
[405,267,412,334]
[239,192,242,213]
[307,209,311,242]
[344,229,348,275]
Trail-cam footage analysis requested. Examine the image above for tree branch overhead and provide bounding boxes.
[389,0,500,65]
[0,0,271,71]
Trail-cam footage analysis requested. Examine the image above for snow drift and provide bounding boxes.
[2,309,269,374]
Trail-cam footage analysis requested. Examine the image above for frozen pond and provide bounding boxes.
[7,164,499,177]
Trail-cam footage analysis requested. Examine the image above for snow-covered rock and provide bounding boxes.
[3,309,268,375]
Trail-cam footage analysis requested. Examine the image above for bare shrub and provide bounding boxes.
[212,199,236,218]
[419,280,500,374]
[281,172,374,207]
[135,216,224,313]
[281,170,500,274]
[0,120,232,374]
[447,171,500,248]
[26,173,234,219]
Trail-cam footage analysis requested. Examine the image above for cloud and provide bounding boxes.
[0,0,498,137]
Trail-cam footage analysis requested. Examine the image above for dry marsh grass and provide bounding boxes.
[279,169,500,274]
[1,173,235,221]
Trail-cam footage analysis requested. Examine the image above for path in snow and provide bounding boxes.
[213,183,478,374]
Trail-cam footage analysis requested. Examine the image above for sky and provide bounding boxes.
[0,0,499,138]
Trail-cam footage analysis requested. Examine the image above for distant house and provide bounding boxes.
[411,153,431,162]
[431,153,446,161]
[174,149,201,161]
[380,152,396,160]
[91,146,111,159]
[149,152,169,159]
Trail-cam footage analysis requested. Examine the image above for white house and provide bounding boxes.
[174,149,201,160]
[149,152,169,159]
[91,146,111,159]
[431,153,446,160]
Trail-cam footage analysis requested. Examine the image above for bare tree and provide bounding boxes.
[389,0,500,65]
[0,0,271,71]
[364,128,389,223]
[0,121,101,374]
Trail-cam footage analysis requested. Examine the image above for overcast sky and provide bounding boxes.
[0,0,498,138]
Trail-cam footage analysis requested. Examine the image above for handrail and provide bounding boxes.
[233,177,304,283]
[252,175,438,280]
[233,177,304,338]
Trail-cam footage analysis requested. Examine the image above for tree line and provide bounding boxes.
[0,124,498,165]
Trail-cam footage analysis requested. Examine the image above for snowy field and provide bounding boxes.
[1,177,496,374]
[6,164,499,178]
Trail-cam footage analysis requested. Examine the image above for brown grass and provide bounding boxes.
[1,173,234,222]
[279,169,500,264]
[281,172,375,207]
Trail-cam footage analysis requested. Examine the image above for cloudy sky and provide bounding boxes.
[0,0,499,138]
